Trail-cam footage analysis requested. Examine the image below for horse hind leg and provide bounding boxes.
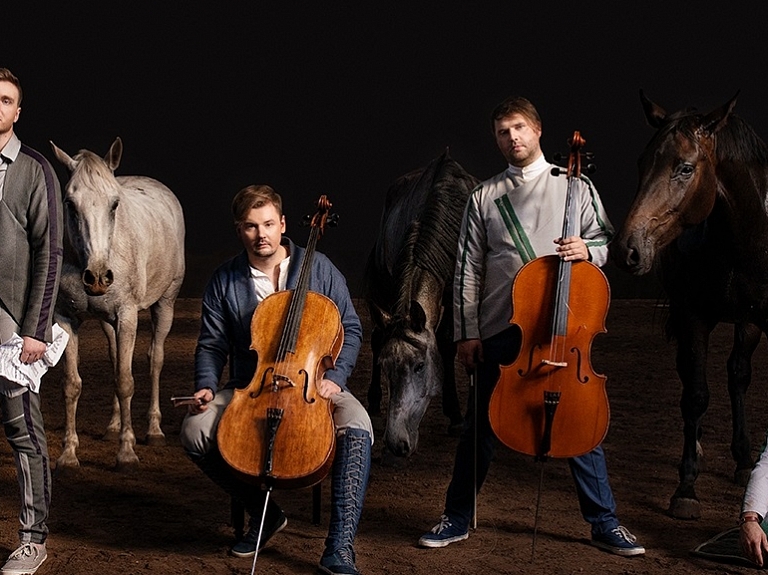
[728,322,761,487]
[145,296,177,446]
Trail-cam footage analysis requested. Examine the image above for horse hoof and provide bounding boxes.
[145,434,166,447]
[735,468,753,487]
[53,458,81,476]
[668,497,701,519]
[115,458,140,473]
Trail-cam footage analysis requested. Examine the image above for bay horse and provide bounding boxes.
[51,137,185,471]
[364,149,478,461]
[611,91,768,518]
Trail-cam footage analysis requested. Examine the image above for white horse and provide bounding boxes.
[51,137,185,471]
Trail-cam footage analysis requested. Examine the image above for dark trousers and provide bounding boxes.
[443,328,619,536]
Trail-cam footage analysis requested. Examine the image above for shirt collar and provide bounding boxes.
[0,133,21,163]
[506,153,549,182]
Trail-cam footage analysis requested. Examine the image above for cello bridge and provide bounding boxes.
[270,374,296,392]
[541,359,568,367]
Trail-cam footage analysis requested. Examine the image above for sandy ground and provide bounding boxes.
[2,298,768,574]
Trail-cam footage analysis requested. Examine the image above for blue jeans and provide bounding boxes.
[444,328,619,536]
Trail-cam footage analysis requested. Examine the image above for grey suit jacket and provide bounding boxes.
[0,139,63,342]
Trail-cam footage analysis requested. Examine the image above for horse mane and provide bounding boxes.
[363,150,478,325]
[650,109,768,167]
[69,150,120,192]
[391,155,476,318]
[715,115,768,166]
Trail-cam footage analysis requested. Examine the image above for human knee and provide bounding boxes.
[332,393,374,442]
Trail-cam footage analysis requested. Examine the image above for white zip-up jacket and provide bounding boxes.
[454,155,614,342]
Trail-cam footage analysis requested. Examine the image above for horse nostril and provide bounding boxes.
[105,270,114,286]
[627,246,641,266]
[82,269,96,286]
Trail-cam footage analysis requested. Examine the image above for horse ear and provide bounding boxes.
[701,91,739,136]
[368,301,392,331]
[50,141,76,172]
[640,90,667,129]
[105,137,123,172]
[408,300,427,333]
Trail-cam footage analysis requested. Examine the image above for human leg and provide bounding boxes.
[319,392,372,575]
[1,387,50,575]
[179,388,286,556]
[420,328,518,547]
[568,446,644,556]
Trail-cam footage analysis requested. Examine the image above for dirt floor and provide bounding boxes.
[2,298,768,575]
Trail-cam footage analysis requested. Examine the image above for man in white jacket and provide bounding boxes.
[419,96,644,557]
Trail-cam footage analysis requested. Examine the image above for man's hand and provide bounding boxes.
[554,236,589,261]
[457,339,483,372]
[20,336,46,365]
[188,388,214,414]
[741,518,768,567]
[317,378,341,399]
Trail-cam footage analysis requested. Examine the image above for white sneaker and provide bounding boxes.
[1,542,47,575]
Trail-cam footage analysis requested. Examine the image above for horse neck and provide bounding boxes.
[395,266,443,330]
[713,163,768,257]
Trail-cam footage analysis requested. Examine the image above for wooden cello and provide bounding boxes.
[488,132,610,460]
[217,195,342,490]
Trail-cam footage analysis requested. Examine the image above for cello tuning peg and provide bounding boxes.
[553,152,565,162]
[301,214,313,226]
[551,167,566,176]
[327,213,340,227]
[583,163,597,175]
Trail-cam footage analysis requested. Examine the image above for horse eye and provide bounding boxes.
[414,362,425,374]
[111,199,120,211]
[674,163,695,178]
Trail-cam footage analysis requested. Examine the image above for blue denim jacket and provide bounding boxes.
[194,237,362,394]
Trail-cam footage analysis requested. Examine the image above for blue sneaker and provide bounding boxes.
[418,515,469,548]
[230,512,288,558]
[591,525,645,557]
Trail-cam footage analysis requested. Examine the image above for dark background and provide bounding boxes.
[5,3,768,298]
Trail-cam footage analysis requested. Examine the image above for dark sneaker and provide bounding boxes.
[418,515,469,548]
[319,547,361,575]
[230,512,288,558]
[591,525,645,557]
[1,542,47,575]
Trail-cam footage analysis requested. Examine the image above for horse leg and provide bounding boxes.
[436,303,462,434]
[145,296,177,446]
[57,319,82,470]
[100,320,121,441]
[113,309,140,471]
[669,322,711,519]
[367,326,383,416]
[438,337,463,436]
[727,322,761,486]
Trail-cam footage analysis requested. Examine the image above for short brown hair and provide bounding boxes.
[0,68,22,105]
[232,184,283,226]
[490,96,541,132]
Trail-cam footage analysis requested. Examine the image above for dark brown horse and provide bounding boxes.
[611,91,768,518]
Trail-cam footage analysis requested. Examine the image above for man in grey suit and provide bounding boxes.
[0,67,64,575]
